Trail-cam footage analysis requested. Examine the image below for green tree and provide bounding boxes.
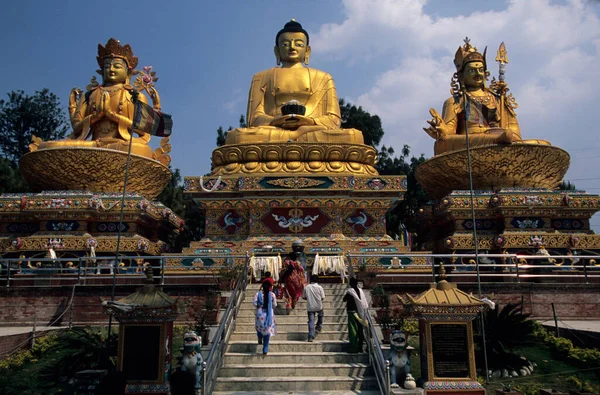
[475,302,536,370]
[157,168,205,251]
[216,115,246,147]
[339,98,384,147]
[0,158,29,193]
[0,89,69,164]
[376,145,429,238]
[0,89,69,193]
[559,180,576,190]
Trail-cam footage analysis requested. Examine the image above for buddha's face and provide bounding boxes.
[275,32,310,66]
[102,57,129,85]
[461,61,485,89]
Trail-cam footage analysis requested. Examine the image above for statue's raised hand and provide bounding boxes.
[423,108,448,141]
[69,88,82,115]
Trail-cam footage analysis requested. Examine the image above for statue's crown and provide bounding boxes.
[96,38,138,70]
[453,37,486,72]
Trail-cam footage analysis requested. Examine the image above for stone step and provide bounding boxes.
[229,330,348,341]
[247,283,349,290]
[213,375,379,392]
[240,295,346,310]
[224,351,369,365]
[217,362,373,377]
[235,322,347,332]
[227,340,352,353]
[237,313,347,323]
[237,307,347,317]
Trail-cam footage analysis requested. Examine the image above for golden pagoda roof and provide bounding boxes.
[405,280,485,307]
[102,273,177,323]
[118,282,176,308]
[399,266,488,319]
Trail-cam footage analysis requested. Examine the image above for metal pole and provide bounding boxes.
[6,260,10,288]
[31,313,37,349]
[463,93,490,384]
[160,257,166,285]
[108,92,137,337]
[552,303,560,337]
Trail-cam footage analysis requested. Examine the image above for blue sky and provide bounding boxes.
[2,0,600,228]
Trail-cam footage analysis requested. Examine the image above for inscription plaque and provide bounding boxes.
[122,325,161,381]
[431,323,470,378]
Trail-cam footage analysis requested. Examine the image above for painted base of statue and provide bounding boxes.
[211,141,378,175]
[415,143,570,198]
[19,146,172,199]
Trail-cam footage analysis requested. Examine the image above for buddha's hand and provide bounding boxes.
[270,114,316,129]
[424,108,448,141]
[69,88,82,116]
[102,92,133,130]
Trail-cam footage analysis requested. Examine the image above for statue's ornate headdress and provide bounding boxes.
[453,37,487,73]
[96,38,138,70]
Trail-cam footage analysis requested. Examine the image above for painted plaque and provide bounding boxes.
[431,323,470,378]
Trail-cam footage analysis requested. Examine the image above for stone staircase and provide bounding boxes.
[212,282,380,394]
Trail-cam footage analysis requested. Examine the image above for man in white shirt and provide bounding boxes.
[302,274,325,342]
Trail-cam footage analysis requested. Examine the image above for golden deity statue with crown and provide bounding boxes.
[416,38,570,197]
[212,20,377,175]
[20,38,172,198]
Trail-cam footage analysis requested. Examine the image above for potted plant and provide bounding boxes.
[391,308,406,331]
[375,307,393,343]
[371,284,387,308]
[195,292,218,346]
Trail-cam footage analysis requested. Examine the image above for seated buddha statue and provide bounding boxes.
[224,20,364,145]
[38,38,153,158]
[423,39,549,156]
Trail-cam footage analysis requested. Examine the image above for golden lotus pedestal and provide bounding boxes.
[415,188,600,262]
[20,147,172,200]
[211,142,379,175]
[415,144,571,199]
[178,173,432,273]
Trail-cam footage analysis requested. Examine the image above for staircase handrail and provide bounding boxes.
[365,310,391,395]
[346,254,391,395]
[201,254,250,395]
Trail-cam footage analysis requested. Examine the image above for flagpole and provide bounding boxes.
[108,90,138,337]
[464,92,490,385]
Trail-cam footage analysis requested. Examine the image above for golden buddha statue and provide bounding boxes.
[20,38,172,198]
[225,20,363,145]
[38,38,156,158]
[415,40,569,197]
[424,39,549,156]
[212,20,376,175]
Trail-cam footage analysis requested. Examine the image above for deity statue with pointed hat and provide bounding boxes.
[416,39,570,197]
[19,38,172,198]
[212,20,377,175]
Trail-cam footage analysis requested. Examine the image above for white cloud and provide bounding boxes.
[313,0,600,164]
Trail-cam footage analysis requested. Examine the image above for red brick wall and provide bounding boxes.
[0,286,222,326]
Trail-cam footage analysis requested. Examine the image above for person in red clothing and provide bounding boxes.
[279,240,306,309]
[262,271,275,286]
